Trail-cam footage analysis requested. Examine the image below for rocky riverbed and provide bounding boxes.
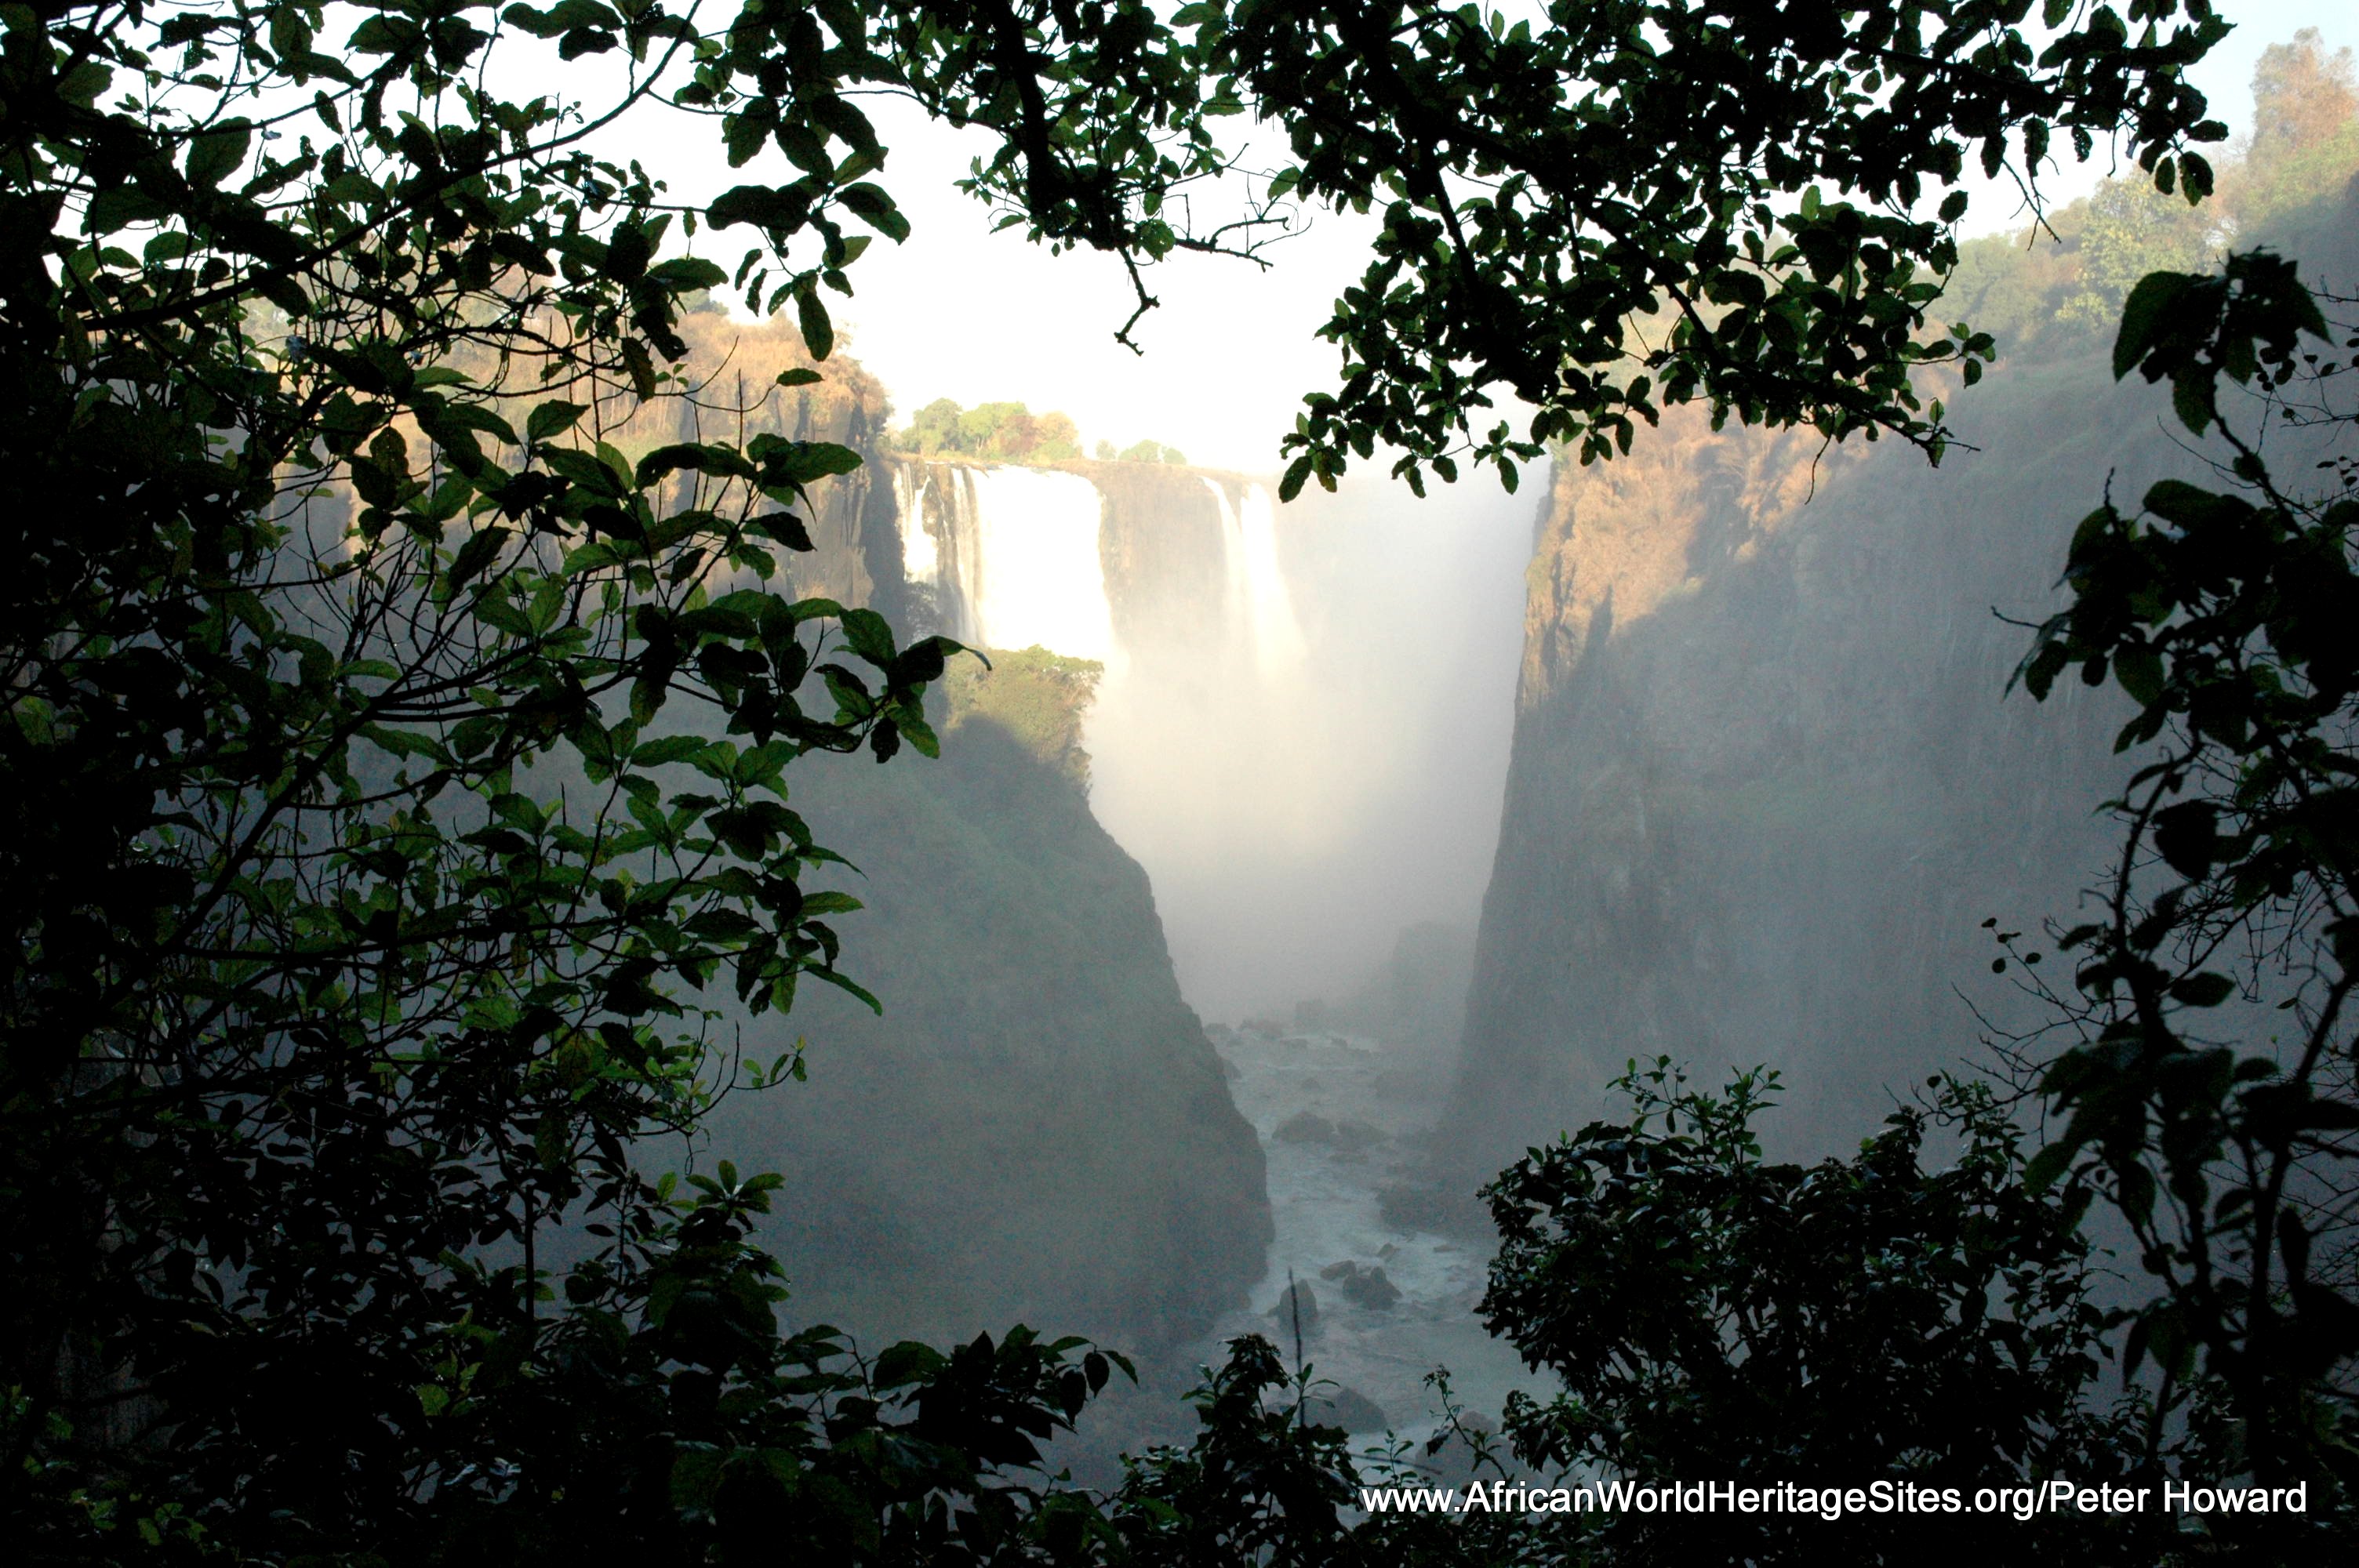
[1192,1019,1536,1450]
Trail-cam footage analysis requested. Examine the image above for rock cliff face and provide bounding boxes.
[1436,360,2192,1174]
[703,670,1269,1352]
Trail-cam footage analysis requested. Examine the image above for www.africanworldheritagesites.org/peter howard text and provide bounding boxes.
[1360,1479,2311,1522]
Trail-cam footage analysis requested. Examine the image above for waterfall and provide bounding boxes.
[895,461,1115,662]
[967,468,1117,662]
[892,460,983,645]
[1235,483,1307,676]
[1202,475,1251,641]
[1202,477,1306,676]
[893,463,938,583]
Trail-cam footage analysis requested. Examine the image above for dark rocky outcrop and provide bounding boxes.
[701,685,1269,1353]
[1319,1260,1401,1311]
[1314,1385,1390,1433]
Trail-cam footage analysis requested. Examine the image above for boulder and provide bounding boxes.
[1318,1261,1402,1311]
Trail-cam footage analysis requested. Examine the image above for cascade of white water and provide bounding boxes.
[963,467,1118,662]
[891,462,984,644]
[1200,476,1252,643]
[1236,483,1307,675]
[893,463,938,584]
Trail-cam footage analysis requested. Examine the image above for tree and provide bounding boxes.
[2248,27,2359,170]
[2052,172,2219,339]
[889,397,1081,461]
[0,0,2243,1558]
[903,395,972,455]
[2008,246,2359,1505]
[1474,1062,2164,1566]
[0,1,1072,1555]
[1034,411,1082,461]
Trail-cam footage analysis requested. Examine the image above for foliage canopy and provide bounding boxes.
[894,397,1085,463]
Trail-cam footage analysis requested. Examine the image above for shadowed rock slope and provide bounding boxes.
[1434,364,2168,1181]
[694,547,1270,1356]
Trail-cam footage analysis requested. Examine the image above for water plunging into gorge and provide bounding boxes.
[874,456,1537,1437]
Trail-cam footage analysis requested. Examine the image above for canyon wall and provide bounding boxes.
[1437,173,2359,1181]
[701,660,1268,1352]
[1434,361,2175,1178]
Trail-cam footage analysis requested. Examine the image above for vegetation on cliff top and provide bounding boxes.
[886,396,1188,468]
[893,397,1084,463]
[941,647,1105,786]
[1950,29,2359,365]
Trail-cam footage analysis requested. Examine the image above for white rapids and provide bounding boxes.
[1195,1021,1536,1451]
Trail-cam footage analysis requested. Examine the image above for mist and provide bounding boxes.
[1085,471,1534,1023]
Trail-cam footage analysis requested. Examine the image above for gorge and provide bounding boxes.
[674,339,1528,1373]
[669,118,2359,1450]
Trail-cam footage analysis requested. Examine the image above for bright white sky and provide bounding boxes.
[603,0,2359,474]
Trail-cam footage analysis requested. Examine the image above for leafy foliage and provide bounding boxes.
[2007,243,2359,1494]
[1477,1062,2165,1565]
[896,398,1085,463]
[2,1,977,1555]
[0,0,2282,1559]
[940,646,1105,783]
[1114,439,1189,466]
[1187,0,2230,492]
[1944,30,2357,366]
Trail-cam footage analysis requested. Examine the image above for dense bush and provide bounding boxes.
[895,398,1085,463]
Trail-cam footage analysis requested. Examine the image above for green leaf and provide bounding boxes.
[2113,270,2195,380]
[873,1341,946,1388]
[2112,644,2165,706]
[446,527,513,591]
[558,27,616,60]
[835,182,909,242]
[838,608,895,667]
[527,401,587,442]
[85,186,172,235]
[602,221,651,282]
[2023,1141,2075,1193]
[799,891,863,916]
[752,512,813,551]
[636,442,754,488]
[2169,972,2236,1008]
[187,122,253,189]
[796,287,834,361]
[747,435,862,486]
[2153,801,2218,880]
[807,966,881,1014]
[648,256,726,292]
[1278,455,1313,503]
[708,184,811,234]
[2170,372,2215,437]
[2141,478,2245,530]
[631,735,709,768]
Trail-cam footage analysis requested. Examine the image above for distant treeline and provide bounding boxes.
[890,396,1186,466]
[1950,27,2358,364]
